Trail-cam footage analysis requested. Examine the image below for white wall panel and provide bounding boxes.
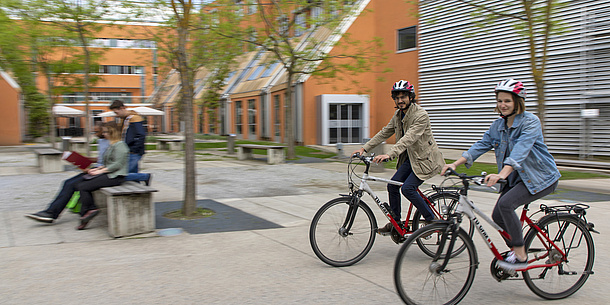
[419,0,610,157]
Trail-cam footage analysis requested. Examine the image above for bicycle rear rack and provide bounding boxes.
[539,202,590,215]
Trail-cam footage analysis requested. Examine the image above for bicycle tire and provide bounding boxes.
[309,196,377,267]
[522,213,595,299]
[394,223,478,305]
[413,192,474,257]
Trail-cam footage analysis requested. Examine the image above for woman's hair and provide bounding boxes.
[494,92,525,114]
[104,121,122,142]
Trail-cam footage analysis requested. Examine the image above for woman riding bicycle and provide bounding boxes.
[441,78,561,270]
[353,80,445,234]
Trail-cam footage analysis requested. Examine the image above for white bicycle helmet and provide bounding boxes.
[495,78,526,99]
[392,80,414,93]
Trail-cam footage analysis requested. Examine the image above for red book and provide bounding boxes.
[62,151,93,169]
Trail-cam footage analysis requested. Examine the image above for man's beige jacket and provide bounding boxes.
[363,103,445,180]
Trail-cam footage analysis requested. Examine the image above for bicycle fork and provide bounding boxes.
[433,218,462,273]
[339,194,362,236]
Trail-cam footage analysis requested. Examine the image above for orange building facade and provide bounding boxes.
[156,0,419,146]
[0,70,23,145]
[40,23,165,137]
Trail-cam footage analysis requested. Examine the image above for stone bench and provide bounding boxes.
[157,139,183,151]
[94,181,158,238]
[33,148,64,173]
[70,139,87,154]
[236,144,285,164]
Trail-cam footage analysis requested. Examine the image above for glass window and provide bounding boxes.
[274,95,280,137]
[295,13,305,37]
[248,99,256,136]
[247,65,265,80]
[260,63,278,78]
[235,100,243,135]
[397,26,417,51]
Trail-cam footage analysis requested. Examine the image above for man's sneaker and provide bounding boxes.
[25,211,54,223]
[497,251,528,271]
[377,222,394,235]
[144,173,152,186]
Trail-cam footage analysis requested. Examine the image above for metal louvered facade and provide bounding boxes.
[419,0,610,158]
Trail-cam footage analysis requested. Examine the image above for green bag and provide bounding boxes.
[67,191,81,213]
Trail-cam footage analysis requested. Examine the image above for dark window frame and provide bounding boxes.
[397,26,417,52]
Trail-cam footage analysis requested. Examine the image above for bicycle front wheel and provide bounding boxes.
[309,196,377,267]
[523,213,595,299]
[394,223,478,305]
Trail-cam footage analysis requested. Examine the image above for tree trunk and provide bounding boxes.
[45,70,56,148]
[285,72,295,159]
[78,25,91,156]
[177,25,197,216]
[534,76,546,135]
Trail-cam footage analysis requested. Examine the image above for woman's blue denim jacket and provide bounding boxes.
[463,111,561,195]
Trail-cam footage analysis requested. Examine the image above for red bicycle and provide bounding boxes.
[309,154,472,267]
[394,169,597,304]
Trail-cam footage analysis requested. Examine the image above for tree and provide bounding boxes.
[214,0,387,159]
[124,0,242,215]
[41,0,112,155]
[0,3,49,139]
[423,0,566,133]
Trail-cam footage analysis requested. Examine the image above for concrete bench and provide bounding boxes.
[157,139,183,151]
[70,139,87,154]
[33,148,64,173]
[94,181,158,238]
[237,144,285,164]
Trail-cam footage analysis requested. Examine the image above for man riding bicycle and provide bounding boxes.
[353,80,445,234]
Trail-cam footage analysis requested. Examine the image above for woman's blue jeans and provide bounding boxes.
[387,159,434,221]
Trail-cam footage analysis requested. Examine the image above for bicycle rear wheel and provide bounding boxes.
[413,192,473,257]
[309,196,377,267]
[523,213,595,299]
[394,223,478,305]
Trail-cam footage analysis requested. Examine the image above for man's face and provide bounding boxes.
[393,93,411,110]
[112,107,128,118]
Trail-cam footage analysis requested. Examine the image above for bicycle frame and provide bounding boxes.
[454,192,568,272]
[354,170,444,238]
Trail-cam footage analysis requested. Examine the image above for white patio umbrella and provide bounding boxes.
[52,105,85,117]
[129,106,165,116]
[94,106,165,117]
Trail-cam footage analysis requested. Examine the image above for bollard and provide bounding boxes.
[227,134,236,155]
[336,142,344,158]
[362,138,385,173]
[62,136,72,151]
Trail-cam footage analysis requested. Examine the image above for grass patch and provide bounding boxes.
[383,158,609,180]
[195,142,227,149]
[445,159,609,180]
[295,146,336,159]
[195,134,226,140]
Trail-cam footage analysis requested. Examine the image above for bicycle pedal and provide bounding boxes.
[377,230,391,236]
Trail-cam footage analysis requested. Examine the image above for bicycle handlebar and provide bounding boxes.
[351,153,389,164]
[443,167,506,191]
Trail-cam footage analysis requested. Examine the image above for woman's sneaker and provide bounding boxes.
[497,251,528,270]
[25,211,55,223]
